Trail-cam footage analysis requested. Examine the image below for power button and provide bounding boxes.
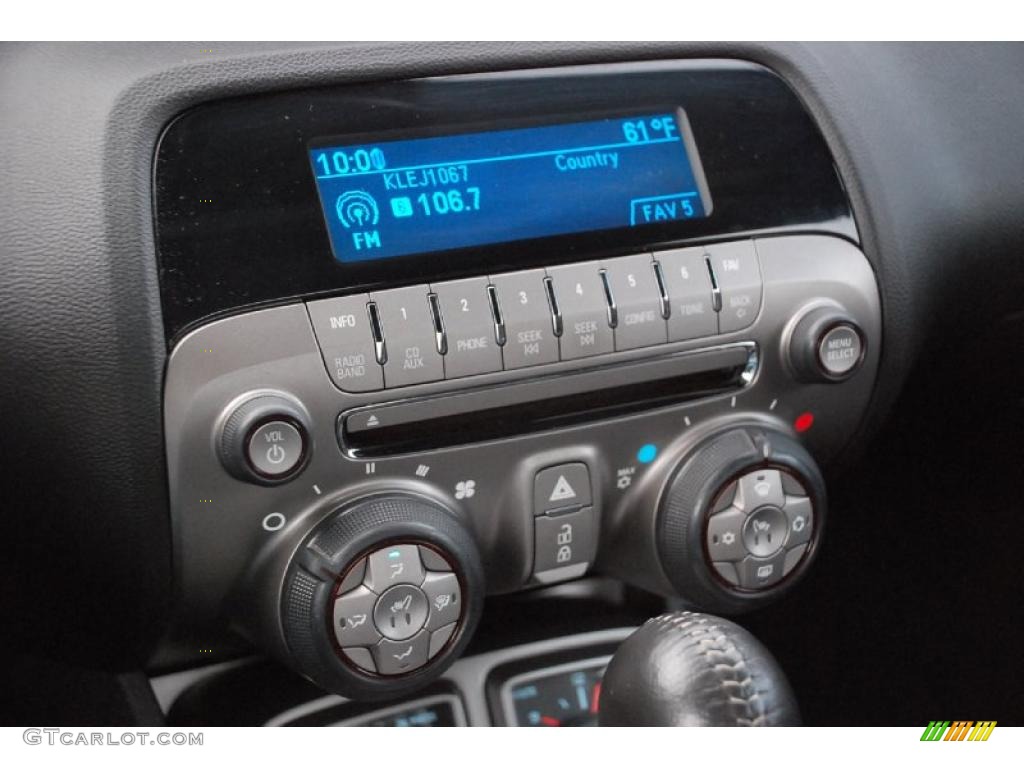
[247,420,305,478]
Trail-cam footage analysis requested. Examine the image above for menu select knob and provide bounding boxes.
[789,306,866,383]
[219,392,311,484]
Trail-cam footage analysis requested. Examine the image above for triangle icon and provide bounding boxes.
[366,414,379,427]
[549,475,576,502]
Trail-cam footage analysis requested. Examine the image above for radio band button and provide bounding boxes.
[307,293,384,392]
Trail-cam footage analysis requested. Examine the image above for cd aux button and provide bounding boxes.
[489,269,559,369]
[601,253,667,350]
[372,285,445,388]
[433,276,502,379]
[546,261,614,360]
[307,294,384,392]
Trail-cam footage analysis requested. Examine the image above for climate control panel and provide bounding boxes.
[163,234,880,699]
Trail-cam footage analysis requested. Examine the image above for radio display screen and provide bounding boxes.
[309,111,711,264]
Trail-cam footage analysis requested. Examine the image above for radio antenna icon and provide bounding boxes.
[335,190,380,229]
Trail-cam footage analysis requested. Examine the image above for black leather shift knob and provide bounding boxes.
[599,612,800,726]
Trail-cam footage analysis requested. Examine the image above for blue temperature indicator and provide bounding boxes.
[637,444,658,464]
[309,112,710,263]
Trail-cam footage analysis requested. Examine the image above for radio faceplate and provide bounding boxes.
[163,234,879,679]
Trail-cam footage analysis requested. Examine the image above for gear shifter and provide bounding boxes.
[598,612,800,726]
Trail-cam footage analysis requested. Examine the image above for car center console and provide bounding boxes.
[155,61,880,707]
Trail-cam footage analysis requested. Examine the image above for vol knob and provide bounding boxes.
[219,391,312,485]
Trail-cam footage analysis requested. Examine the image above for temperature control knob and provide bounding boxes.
[279,493,483,700]
[657,426,825,613]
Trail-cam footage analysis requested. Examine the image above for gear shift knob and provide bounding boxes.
[598,612,800,726]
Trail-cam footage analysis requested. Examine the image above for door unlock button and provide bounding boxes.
[246,420,304,477]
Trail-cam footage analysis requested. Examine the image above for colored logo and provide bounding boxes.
[920,721,996,741]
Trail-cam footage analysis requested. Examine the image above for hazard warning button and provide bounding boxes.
[533,462,592,514]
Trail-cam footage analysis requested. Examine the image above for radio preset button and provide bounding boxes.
[706,241,763,333]
[656,247,718,342]
[307,294,384,392]
[433,276,502,379]
[602,253,667,350]
[490,269,559,369]
[372,285,445,388]
[547,261,614,360]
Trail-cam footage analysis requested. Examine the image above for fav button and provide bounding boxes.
[246,420,304,478]
[706,240,763,333]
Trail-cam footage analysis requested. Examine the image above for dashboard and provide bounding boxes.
[1,42,1023,727]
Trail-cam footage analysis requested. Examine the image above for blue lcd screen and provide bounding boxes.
[309,111,711,263]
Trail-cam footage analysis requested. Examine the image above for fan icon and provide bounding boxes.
[454,480,476,500]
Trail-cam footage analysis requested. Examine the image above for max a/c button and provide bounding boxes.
[246,420,304,477]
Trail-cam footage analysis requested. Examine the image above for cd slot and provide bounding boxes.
[339,344,755,457]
